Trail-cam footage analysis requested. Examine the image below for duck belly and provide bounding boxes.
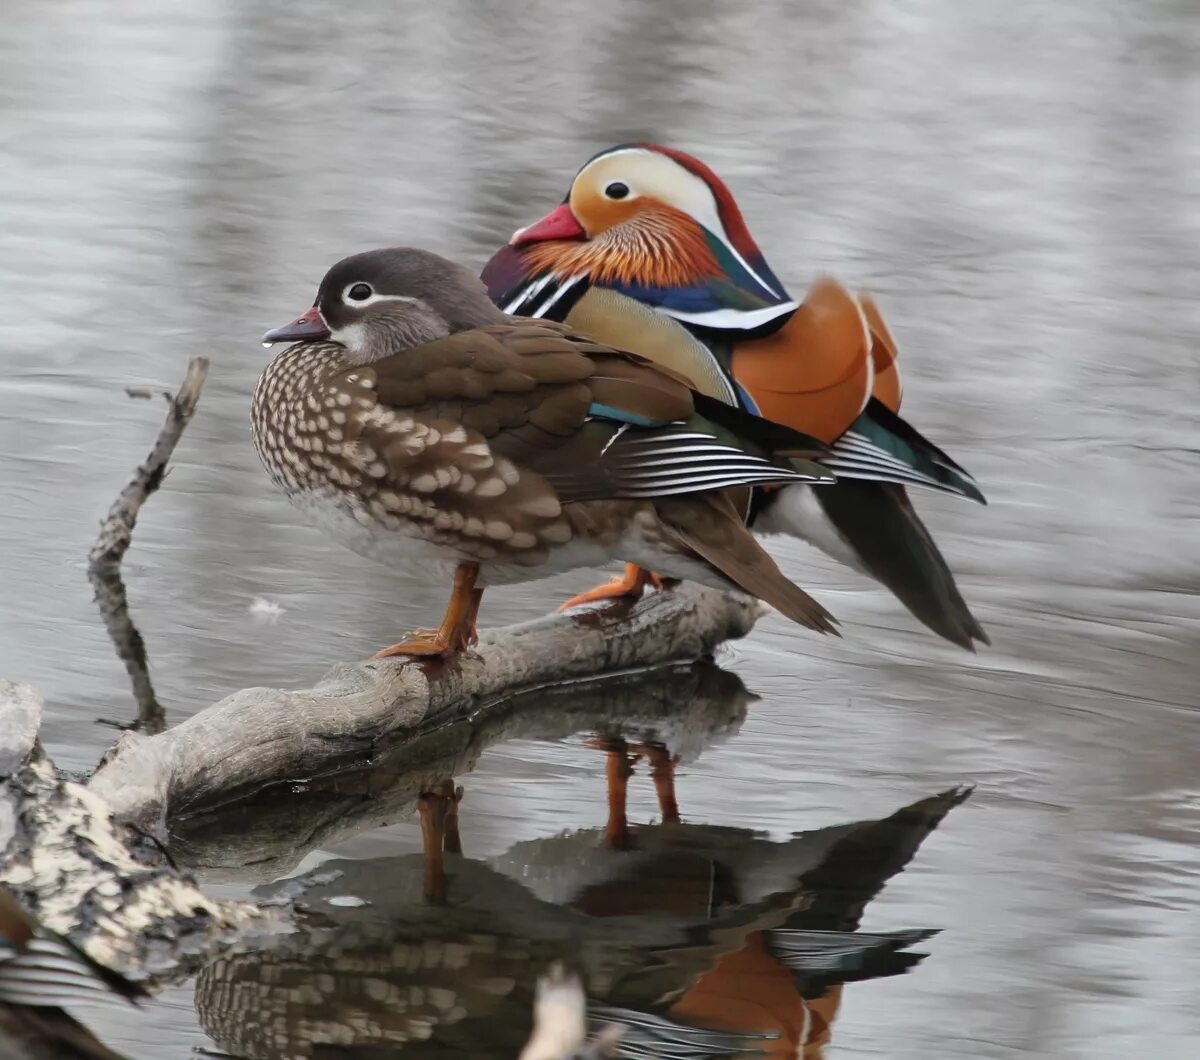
[286,489,470,583]
[284,489,625,588]
[752,483,865,572]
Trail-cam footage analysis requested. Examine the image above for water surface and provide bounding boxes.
[1,1,1198,1057]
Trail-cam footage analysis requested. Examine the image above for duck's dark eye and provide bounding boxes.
[604,181,630,200]
[347,283,373,302]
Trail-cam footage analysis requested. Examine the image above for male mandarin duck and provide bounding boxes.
[482,144,989,650]
[256,246,843,659]
[0,887,144,1059]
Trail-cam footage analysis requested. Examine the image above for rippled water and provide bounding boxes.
[2,1,1199,1057]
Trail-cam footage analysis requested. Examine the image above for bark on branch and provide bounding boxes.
[88,357,209,571]
[87,585,764,836]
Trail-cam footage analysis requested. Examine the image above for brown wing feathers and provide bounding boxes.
[658,494,840,634]
[324,320,837,630]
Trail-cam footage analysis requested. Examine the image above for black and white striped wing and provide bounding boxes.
[589,1004,775,1058]
[765,927,938,973]
[0,937,142,1008]
[500,271,590,322]
[600,425,834,499]
[821,400,986,503]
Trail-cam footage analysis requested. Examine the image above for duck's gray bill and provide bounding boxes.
[262,306,330,345]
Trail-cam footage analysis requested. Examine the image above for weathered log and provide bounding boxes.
[88,585,764,837]
[168,661,754,881]
[0,682,273,988]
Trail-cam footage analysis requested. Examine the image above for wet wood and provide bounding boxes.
[87,585,765,835]
[168,661,753,882]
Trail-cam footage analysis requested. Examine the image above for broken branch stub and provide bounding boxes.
[88,357,209,571]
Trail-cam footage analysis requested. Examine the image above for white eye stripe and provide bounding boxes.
[582,147,784,300]
[339,284,421,309]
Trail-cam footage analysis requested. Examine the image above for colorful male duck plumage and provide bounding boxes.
[256,247,844,658]
[483,143,988,649]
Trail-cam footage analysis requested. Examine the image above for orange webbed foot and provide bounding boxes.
[376,563,482,659]
[558,563,669,612]
[375,623,478,659]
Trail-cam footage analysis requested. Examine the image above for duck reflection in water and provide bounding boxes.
[196,764,969,1058]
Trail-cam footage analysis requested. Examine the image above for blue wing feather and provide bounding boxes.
[587,402,665,428]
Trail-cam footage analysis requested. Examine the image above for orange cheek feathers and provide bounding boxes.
[732,276,873,444]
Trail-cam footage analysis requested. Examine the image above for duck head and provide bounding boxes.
[487,144,796,331]
[263,247,505,364]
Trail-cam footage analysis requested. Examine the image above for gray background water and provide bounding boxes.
[2,0,1199,1056]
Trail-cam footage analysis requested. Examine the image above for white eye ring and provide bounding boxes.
[344,282,374,303]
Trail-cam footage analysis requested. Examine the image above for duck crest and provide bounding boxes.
[486,143,797,334]
[627,142,786,295]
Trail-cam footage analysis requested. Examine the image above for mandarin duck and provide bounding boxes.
[193,783,956,1059]
[0,888,143,1060]
[482,144,989,650]
[256,247,842,659]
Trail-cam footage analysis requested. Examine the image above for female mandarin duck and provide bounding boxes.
[256,247,840,658]
[482,144,989,650]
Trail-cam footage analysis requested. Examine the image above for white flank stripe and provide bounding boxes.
[502,272,557,314]
[531,276,582,318]
[661,301,798,331]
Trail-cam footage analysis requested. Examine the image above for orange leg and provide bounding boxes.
[557,563,669,612]
[418,778,463,903]
[584,737,638,850]
[377,563,484,658]
[635,742,682,825]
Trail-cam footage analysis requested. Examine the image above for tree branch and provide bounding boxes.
[88,357,208,571]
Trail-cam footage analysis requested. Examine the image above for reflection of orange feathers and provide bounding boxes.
[524,203,721,288]
[859,291,903,412]
[668,930,844,1059]
[732,277,873,443]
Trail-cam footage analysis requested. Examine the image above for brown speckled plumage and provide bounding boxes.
[253,248,840,646]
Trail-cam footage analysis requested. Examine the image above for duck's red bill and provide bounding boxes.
[262,306,330,345]
[510,203,585,245]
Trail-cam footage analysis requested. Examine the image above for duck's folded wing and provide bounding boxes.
[823,398,986,503]
[526,421,830,504]
[347,324,829,508]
